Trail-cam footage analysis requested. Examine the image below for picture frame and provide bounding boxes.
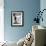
[11,11,24,27]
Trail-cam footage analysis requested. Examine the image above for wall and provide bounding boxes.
[4,0,40,42]
[40,0,46,27]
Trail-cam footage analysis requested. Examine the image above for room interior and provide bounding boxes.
[0,0,46,46]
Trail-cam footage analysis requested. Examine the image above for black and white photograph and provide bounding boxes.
[11,11,24,27]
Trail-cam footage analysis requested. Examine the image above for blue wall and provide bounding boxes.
[40,0,46,27]
[4,0,40,42]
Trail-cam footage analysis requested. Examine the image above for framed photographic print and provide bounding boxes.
[11,11,24,27]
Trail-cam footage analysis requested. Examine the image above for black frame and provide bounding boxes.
[11,11,24,27]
